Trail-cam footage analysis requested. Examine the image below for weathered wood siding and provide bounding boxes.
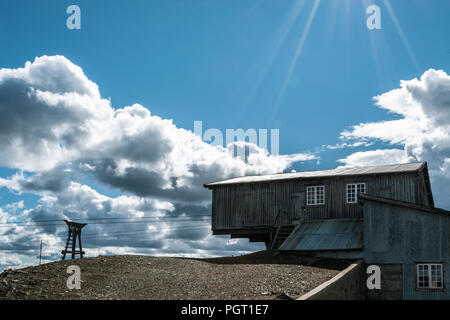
[212,172,427,231]
[362,199,450,299]
[415,169,432,206]
[365,264,403,300]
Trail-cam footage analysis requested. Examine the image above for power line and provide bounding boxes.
[2,225,213,253]
[80,225,211,240]
[4,224,212,243]
[0,213,211,224]
[1,248,37,251]
[80,223,211,237]
[0,217,211,228]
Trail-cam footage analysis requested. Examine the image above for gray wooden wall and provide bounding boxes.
[363,199,450,300]
[211,171,430,231]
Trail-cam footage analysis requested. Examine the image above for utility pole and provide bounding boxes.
[39,240,42,265]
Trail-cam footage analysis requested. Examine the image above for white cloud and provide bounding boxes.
[0,56,315,203]
[339,69,450,208]
[0,255,22,267]
[2,201,24,213]
[338,149,412,167]
[0,55,314,269]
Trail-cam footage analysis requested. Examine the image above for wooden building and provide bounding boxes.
[204,162,433,248]
[205,162,450,299]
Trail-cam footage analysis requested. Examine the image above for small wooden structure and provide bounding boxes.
[61,220,87,260]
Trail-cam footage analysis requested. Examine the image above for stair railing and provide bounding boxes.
[270,226,281,251]
[271,208,289,251]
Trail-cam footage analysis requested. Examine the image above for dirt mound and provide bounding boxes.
[0,251,347,300]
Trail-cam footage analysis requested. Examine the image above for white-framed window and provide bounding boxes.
[346,183,366,204]
[417,263,444,289]
[306,185,325,206]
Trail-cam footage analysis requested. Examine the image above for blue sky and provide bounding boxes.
[2,0,449,156]
[1,0,450,268]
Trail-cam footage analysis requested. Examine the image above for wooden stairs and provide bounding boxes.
[270,224,296,250]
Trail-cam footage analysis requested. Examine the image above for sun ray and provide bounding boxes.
[383,0,421,71]
[235,0,307,125]
[362,0,385,88]
[268,0,321,126]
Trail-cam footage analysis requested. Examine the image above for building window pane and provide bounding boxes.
[306,186,325,206]
[346,183,366,203]
[417,263,443,289]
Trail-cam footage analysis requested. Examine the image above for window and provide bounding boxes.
[306,186,325,205]
[417,263,444,289]
[346,183,366,203]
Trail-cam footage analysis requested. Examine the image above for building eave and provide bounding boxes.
[358,193,449,217]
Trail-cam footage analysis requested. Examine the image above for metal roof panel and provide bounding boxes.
[279,219,363,251]
[205,162,425,187]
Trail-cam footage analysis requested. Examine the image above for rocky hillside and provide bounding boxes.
[0,251,348,300]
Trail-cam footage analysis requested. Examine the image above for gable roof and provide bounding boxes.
[204,162,427,188]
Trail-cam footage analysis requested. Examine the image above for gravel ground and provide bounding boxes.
[0,251,348,300]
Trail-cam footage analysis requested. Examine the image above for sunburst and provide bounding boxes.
[268,0,321,125]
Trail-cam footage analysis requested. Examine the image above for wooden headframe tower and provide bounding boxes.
[61,220,87,260]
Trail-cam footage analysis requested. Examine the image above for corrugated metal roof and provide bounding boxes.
[279,219,363,251]
[205,162,425,187]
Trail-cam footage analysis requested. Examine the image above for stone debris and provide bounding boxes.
[0,251,346,300]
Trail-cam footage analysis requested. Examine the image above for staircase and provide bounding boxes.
[270,225,296,250]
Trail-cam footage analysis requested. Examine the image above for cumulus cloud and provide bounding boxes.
[339,69,450,208]
[0,255,22,267]
[0,55,314,203]
[0,55,314,269]
[338,149,412,167]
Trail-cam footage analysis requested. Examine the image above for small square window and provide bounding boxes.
[417,263,444,289]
